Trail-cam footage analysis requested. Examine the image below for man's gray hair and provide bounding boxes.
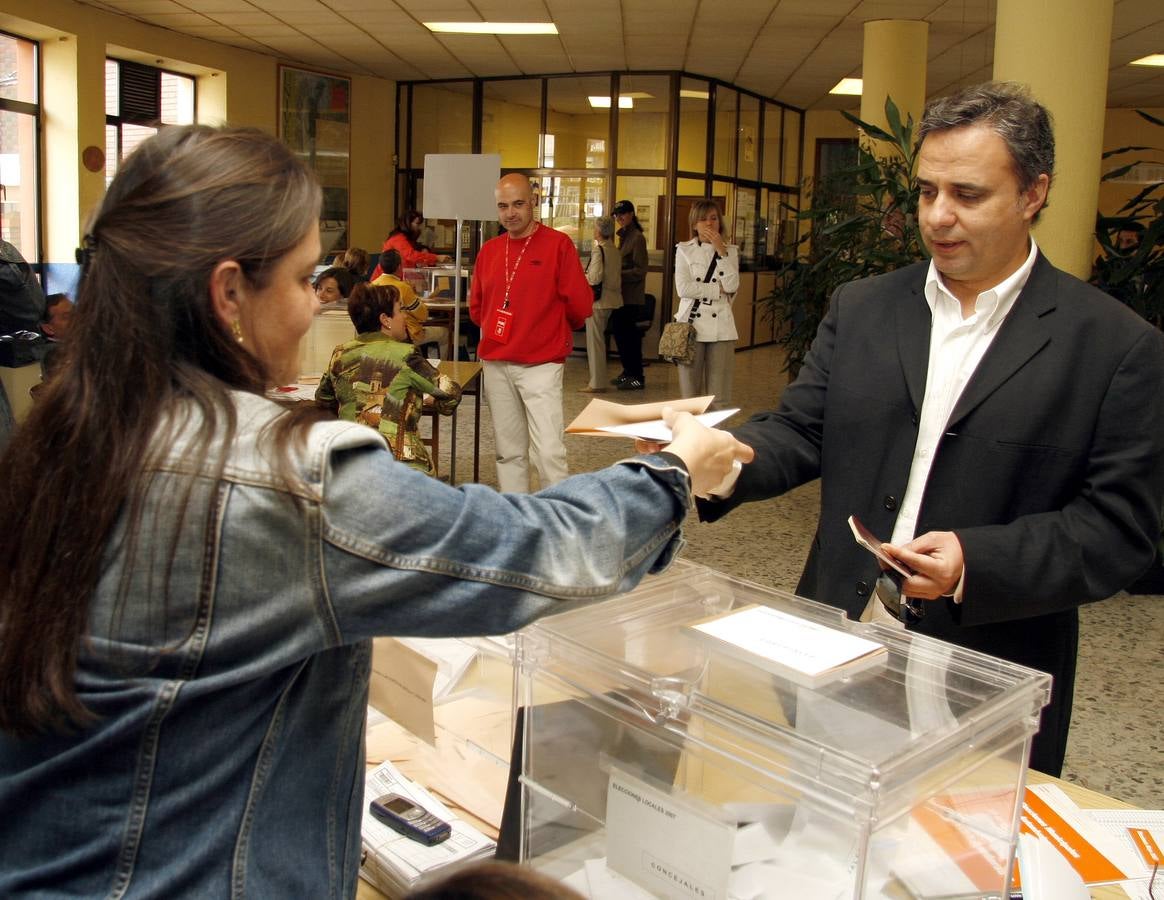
[919,81,1055,218]
[595,215,616,240]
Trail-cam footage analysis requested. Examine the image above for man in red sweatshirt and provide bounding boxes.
[470,174,593,492]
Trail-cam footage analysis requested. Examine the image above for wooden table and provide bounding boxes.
[357,769,1145,899]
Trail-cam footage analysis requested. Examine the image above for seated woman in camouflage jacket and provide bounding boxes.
[316,282,461,475]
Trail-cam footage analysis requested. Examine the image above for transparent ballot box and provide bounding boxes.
[510,564,1051,900]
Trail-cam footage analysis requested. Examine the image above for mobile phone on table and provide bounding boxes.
[369,793,452,846]
[847,515,914,579]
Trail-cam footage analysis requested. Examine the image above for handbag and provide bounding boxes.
[590,245,607,304]
[658,321,696,365]
[659,252,718,365]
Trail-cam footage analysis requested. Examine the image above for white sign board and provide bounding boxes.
[422,154,501,221]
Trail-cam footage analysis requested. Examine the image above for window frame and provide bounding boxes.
[0,29,44,266]
[104,57,195,180]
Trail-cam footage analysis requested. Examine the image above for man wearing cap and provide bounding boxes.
[609,200,649,390]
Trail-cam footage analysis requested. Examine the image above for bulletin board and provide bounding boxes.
[279,65,351,254]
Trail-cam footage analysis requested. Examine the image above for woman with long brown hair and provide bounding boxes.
[0,125,750,896]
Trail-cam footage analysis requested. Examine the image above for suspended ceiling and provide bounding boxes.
[79,0,1164,110]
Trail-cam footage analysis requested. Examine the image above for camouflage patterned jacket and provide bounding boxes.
[316,332,461,475]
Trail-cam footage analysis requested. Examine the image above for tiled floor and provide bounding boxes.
[435,343,1163,810]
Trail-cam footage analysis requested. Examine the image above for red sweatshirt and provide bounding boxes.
[470,225,593,365]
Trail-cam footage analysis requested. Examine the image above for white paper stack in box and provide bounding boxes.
[368,634,517,764]
[512,562,1051,900]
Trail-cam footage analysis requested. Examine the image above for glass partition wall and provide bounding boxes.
[395,73,803,351]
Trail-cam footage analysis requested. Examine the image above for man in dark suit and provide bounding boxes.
[699,82,1164,776]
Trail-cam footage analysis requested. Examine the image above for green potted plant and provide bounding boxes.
[759,98,925,374]
[1092,110,1164,592]
[1092,110,1163,329]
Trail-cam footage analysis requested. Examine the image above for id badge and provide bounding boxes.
[491,308,514,344]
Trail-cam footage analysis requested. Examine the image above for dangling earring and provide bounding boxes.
[231,320,244,344]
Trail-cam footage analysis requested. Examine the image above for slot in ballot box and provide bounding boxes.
[510,563,1051,900]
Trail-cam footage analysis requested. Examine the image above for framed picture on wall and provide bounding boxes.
[278,65,351,257]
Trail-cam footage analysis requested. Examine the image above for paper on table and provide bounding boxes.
[565,395,714,436]
[359,759,495,895]
[1084,807,1164,866]
[597,408,739,441]
[1020,784,1145,884]
[268,382,319,402]
[1018,832,1090,900]
[1081,805,1164,899]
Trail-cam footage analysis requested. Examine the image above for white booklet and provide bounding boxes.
[689,604,887,689]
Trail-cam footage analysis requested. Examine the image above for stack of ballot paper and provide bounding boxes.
[689,604,888,689]
[565,395,738,441]
[359,759,496,896]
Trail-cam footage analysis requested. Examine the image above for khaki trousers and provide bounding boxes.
[482,360,567,493]
[677,339,735,406]
[584,308,614,388]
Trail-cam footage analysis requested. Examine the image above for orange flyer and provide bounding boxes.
[1130,827,1163,866]
[1016,788,1133,886]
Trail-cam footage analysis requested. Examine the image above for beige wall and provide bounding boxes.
[802,108,858,186]
[2,0,394,262]
[348,75,395,252]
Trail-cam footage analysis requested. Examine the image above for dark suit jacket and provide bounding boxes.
[701,254,1164,770]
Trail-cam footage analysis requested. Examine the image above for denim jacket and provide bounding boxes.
[0,391,691,898]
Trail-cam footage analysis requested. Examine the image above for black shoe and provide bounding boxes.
[610,373,629,387]
[617,377,645,391]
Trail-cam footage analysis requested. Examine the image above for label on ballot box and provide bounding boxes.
[605,767,735,899]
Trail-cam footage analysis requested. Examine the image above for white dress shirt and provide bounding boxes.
[706,241,1041,610]
[890,239,1040,548]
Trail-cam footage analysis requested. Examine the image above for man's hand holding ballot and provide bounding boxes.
[850,515,966,603]
[887,531,966,601]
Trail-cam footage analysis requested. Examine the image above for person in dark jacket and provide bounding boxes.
[609,200,648,390]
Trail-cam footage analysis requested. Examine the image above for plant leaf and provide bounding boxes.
[840,109,896,144]
[885,97,904,145]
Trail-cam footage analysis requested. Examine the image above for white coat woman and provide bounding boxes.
[673,199,739,405]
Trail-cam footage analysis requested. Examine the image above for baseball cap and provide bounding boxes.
[612,200,634,216]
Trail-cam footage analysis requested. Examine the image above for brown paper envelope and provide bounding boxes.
[565,395,714,436]
[368,637,438,745]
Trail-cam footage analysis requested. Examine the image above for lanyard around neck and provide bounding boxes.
[503,225,536,310]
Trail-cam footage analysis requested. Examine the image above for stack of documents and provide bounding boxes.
[359,759,496,895]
